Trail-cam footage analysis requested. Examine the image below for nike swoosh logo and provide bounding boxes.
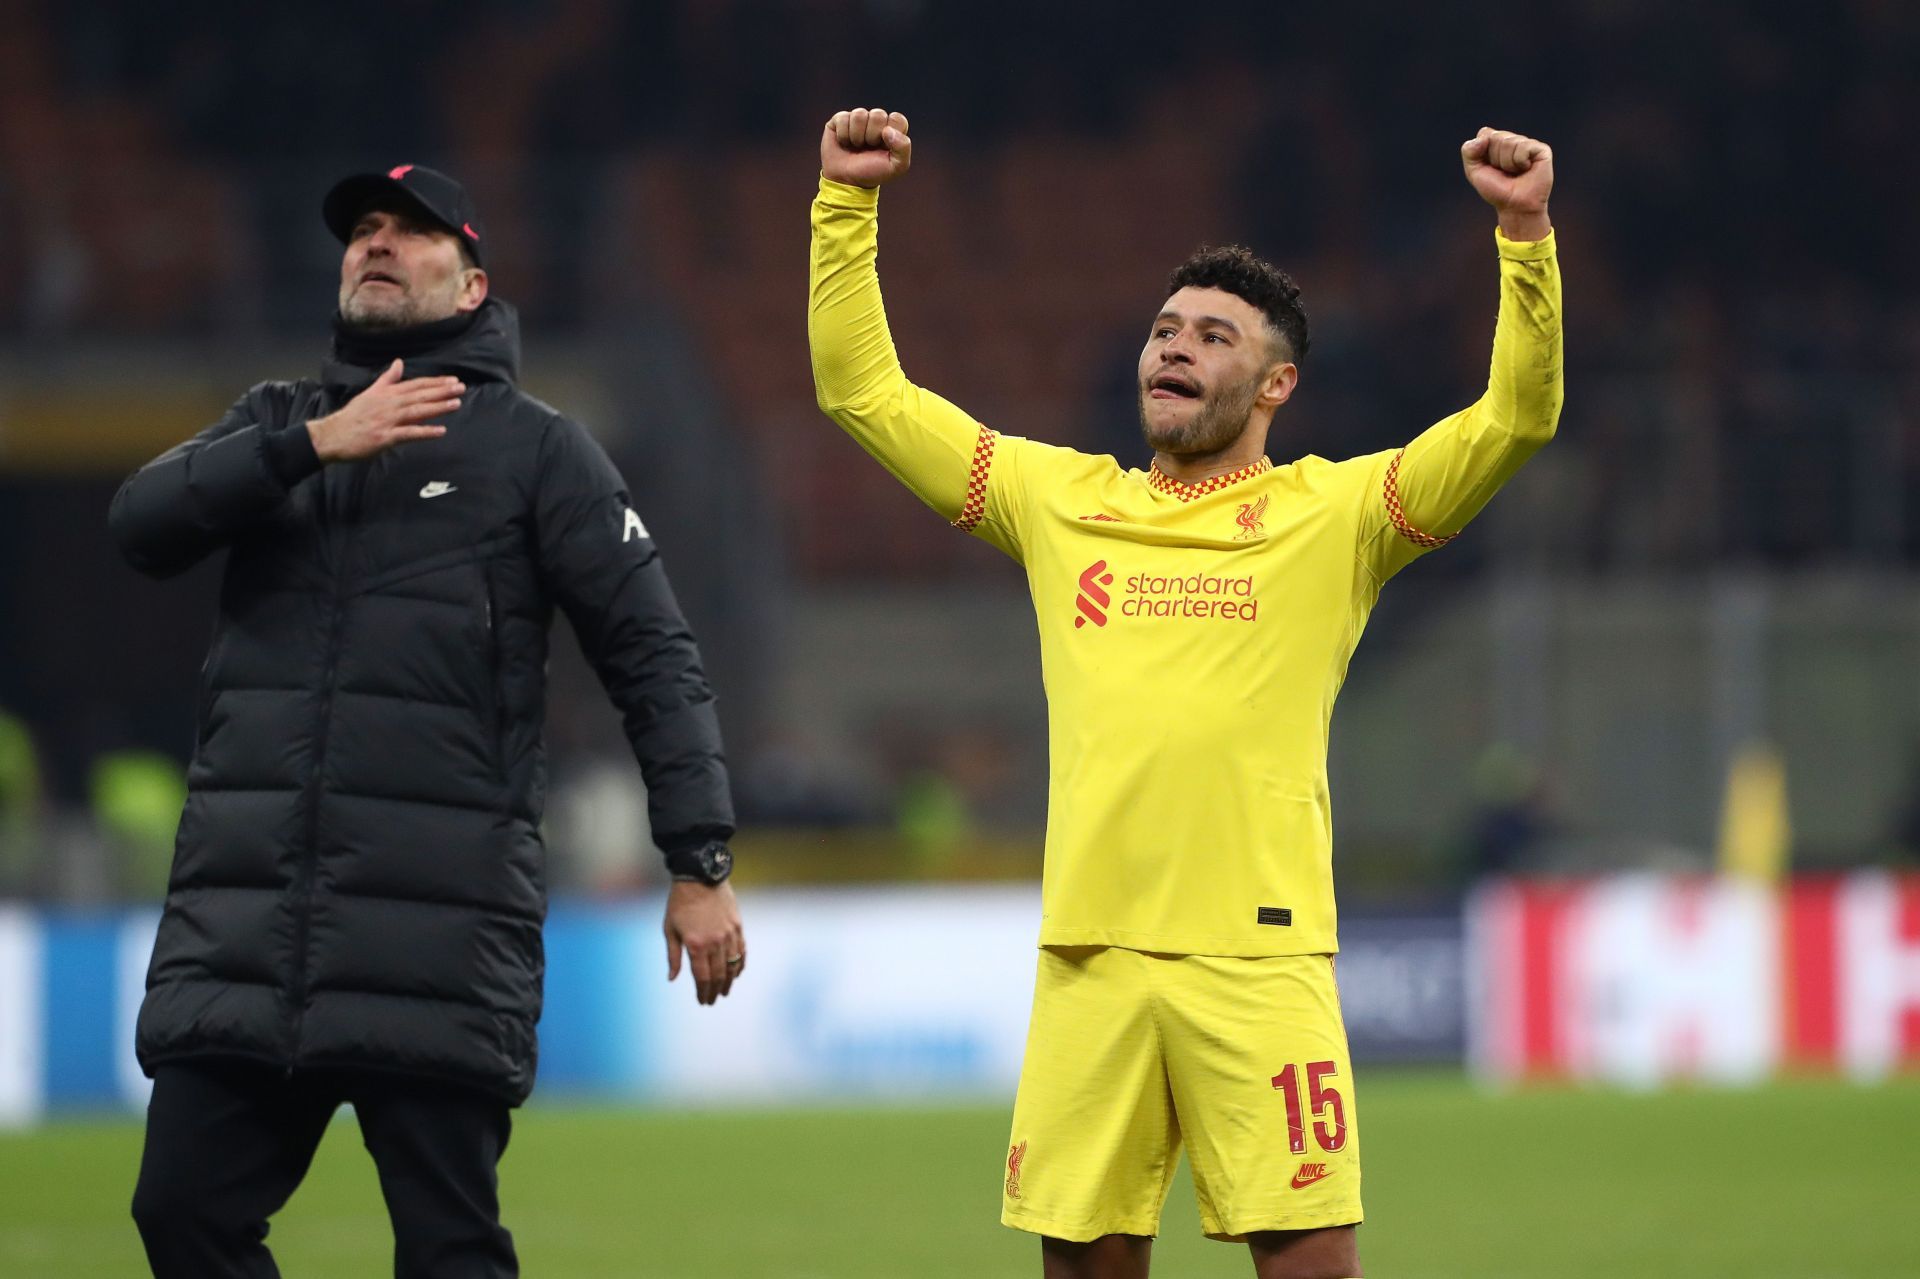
[1290,1166,1332,1190]
[419,482,457,499]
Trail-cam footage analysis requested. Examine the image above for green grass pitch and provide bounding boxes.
[4,1071,1916,1277]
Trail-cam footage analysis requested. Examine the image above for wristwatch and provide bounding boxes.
[665,838,733,886]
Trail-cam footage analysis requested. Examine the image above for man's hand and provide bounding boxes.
[1461,126,1553,242]
[306,359,462,463]
[664,880,745,1006]
[821,108,912,189]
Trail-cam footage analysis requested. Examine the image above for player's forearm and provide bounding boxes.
[1366,231,1563,566]
[808,177,908,414]
[806,175,984,521]
[1479,228,1564,446]
[1360,128,1560,572]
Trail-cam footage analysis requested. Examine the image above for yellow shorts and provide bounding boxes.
[1000,945,1362,1242]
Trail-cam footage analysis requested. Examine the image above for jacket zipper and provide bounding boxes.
[288,583,345,1073]
[287,438,366,1073]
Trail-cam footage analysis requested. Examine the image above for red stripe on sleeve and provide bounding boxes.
[952,426,997,532]
[1383,449,1459,549]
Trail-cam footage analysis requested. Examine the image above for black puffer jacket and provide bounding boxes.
[110,300,732,1103]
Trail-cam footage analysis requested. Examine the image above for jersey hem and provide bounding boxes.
[1037,926,1339,957]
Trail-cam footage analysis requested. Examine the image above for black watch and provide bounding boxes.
[665,839,733,885]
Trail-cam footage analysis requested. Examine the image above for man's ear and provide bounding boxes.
[456,268,489,313]
[1258,361,1298,411]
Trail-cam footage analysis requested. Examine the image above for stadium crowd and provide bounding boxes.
[3,2,1913,567]
[1,1,1915,898]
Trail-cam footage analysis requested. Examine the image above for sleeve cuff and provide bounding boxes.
[261,421,323,488]
[817,175,881,209]
[1495,227,1557,260]
[656,826,736,859]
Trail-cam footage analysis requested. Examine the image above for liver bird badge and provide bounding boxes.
[1234,493,1270,541]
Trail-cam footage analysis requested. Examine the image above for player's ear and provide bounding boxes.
[1258,360,1298,411]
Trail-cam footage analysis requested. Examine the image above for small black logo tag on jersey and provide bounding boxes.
[1257,907,1293,927]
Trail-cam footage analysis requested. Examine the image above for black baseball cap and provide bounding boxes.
[322,164,486,266]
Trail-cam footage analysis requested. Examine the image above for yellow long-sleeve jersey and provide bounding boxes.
[809,177,1563,957]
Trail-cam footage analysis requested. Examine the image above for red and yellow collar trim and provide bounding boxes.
[1147,456,1272,503]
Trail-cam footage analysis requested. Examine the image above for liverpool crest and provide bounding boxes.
[1234,494,1270,541]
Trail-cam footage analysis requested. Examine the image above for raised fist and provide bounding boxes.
[1461,127,1553,240]
[821,108,913,189]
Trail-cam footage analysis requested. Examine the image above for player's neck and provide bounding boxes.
[1151,431,1270,485]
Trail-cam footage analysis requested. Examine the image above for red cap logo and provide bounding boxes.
[388,164,415,180]
[463,222,480,240]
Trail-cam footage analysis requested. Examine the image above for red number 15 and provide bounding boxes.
[1272,1061,1348,1154]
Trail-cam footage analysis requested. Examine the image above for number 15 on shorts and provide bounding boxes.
[1272,1061,1348,1154]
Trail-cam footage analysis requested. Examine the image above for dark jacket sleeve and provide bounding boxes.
[108,383,323,579]
[532,414,735,856]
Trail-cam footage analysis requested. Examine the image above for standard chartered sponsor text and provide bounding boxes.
[1120,572,1260,621]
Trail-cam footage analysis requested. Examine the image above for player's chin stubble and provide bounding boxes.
[1138,369,1263,458]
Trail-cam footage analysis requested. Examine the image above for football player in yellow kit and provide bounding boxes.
[809,108,1561,1279]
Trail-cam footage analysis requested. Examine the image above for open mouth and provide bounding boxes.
[359,271,403,289]
[1148,374,1201,400]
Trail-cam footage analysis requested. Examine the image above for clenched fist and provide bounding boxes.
[306,358,461,463]
[1462,127,1554,242]
[821,107,913,189]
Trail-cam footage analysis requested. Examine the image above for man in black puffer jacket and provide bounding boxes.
[113,165,744,1279]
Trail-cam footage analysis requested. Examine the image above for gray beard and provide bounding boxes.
[1138,369,1262,457]
[341,283,458,331]
[342,306,415,331]
[342,294,429,330]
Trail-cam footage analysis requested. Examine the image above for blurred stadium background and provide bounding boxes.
[1,1,1917,1274]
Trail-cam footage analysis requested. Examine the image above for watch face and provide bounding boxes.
[704,845,733,881]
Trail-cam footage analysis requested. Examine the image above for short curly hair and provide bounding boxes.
[1166,245,1310,364]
